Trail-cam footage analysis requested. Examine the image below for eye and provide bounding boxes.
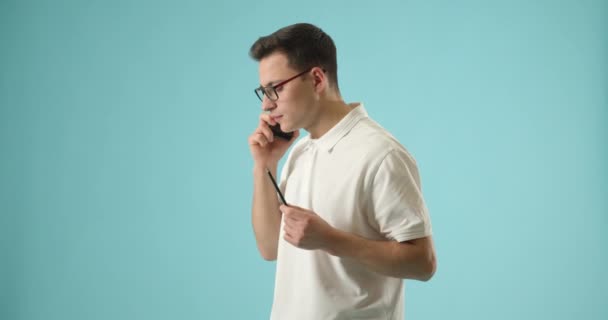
[275,85,284,92]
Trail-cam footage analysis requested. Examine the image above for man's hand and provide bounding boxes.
[248,113,299,169]
[280,204,337,253]
[280,205,436,280]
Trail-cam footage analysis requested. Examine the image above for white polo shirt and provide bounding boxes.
[270,103,432,320]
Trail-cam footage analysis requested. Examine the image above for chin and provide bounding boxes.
[280,122,293,132]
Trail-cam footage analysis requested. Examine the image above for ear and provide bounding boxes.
[310,67,327,94]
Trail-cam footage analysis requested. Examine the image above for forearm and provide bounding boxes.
[251,164,282,260]
[326,229,436,281]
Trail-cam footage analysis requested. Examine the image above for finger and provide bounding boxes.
[283,223,295,235]
[283,232,294,245]
[248,132,265,146]
[284,232,302,248]
[283,212,298,226]
[282,207,298,222]
[282,205,307,219]
[285,210,304,225]
[251,133,270,147]
[257,120,274,143]
[259,113,276,126]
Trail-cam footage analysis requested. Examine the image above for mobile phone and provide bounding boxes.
[270,123,294,141]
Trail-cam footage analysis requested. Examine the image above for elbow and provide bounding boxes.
[261,252,277,261]
[257,244,277,261]
[418,253,437,282]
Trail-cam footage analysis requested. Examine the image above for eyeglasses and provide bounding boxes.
[254,68,312,102]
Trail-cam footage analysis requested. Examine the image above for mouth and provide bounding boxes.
[271,115,283,122]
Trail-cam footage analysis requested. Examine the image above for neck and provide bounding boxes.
[306,98,355,139]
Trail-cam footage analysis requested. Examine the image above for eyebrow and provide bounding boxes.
[262,79,281,87]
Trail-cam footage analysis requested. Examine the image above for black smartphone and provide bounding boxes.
[270,123,294,141]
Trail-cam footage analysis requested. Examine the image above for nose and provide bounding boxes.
[261,95,276,112]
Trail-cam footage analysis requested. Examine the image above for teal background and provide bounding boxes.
[1,0,607,319]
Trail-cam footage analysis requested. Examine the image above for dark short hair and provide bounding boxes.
[249,23,339,91]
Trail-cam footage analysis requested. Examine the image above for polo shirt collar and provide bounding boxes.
[309,103,368,152]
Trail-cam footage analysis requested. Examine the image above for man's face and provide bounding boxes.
[258,52,316,133]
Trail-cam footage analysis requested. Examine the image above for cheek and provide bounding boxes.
[279,86,314,117]
[281,87,303,102]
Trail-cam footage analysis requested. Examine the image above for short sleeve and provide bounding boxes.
[369,148,432,242]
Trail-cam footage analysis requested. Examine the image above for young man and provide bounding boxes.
[248,23,436,320]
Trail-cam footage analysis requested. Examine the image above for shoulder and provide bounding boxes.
[342,117,417,168]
